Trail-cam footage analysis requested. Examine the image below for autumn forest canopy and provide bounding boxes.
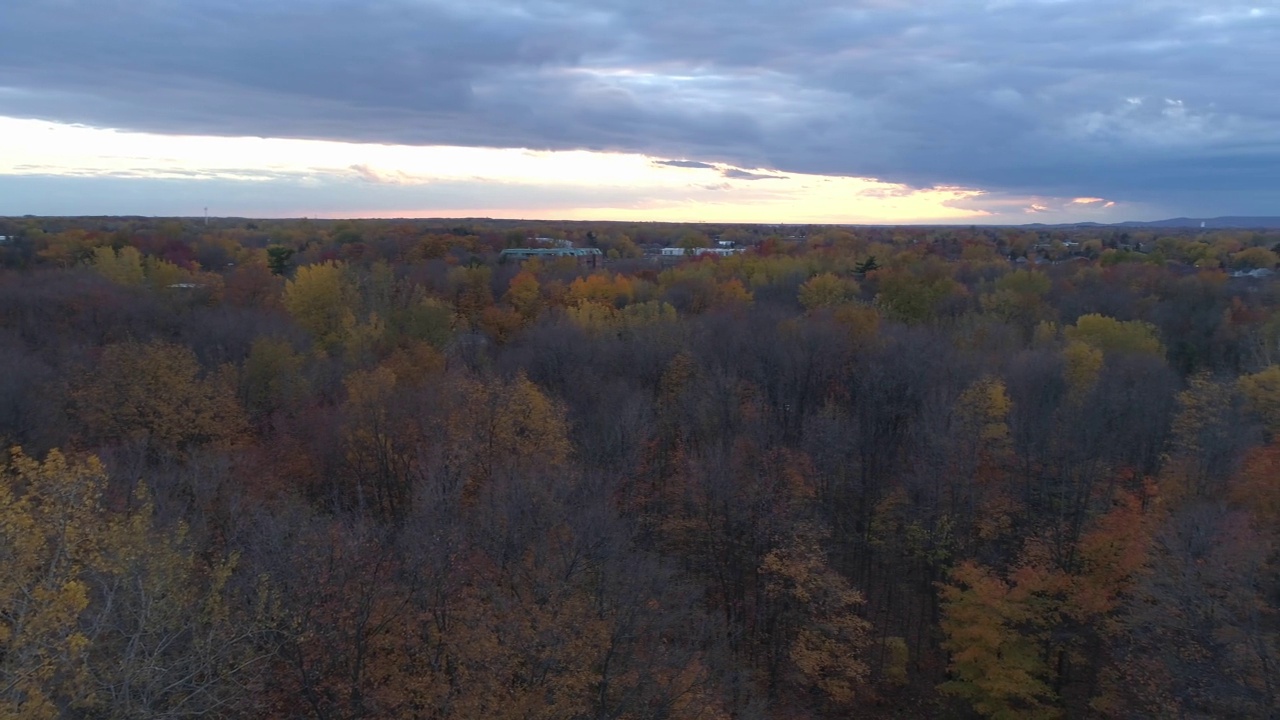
[1,216,1279,719]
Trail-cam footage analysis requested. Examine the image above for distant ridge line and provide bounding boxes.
[1024,216,1280,229]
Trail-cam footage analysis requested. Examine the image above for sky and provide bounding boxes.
[1,0,1276,224]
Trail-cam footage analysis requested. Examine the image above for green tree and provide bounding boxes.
[266,245,294,276]
[854,255,880,274]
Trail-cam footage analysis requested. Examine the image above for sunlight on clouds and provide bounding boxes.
[0,116,1043,223]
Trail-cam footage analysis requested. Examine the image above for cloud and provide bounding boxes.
[349,164,419,185]
[721,168,783,181]
[1,0,1277,215]
[654,159,716,169]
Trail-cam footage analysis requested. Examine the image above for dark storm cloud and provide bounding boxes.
[2,0,1277,212]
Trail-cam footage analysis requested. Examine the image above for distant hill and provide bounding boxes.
[1114,217,1280,229]
[1028,216,1280,229]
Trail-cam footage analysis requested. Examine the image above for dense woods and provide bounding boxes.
[1,216,1278,718]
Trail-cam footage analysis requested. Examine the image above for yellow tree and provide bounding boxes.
[0,449,102,719]
[1063,340,1104,402]
[240,336,310,420]
[36,229,98,268]
[447,372,571,502]
[1163,372,1237,502]
[797,272,860,311]
[0,449,261,719]
[939,561,1061,720]
[283,261,357,352]
[503,270,543,323]
[619,300,679,330]
[565,301,619,334]
[1239,365,1280,436]
[952,378,1017,542]
[760,526,872,711]
[566,273,630,308]
[342,366,420,521]
[981,270,1052,332]
[873,262,961,325]
[1065,314,1162,356]
[84,495,261,719]
[71,341,247,459]
[447,265,494,330]
[90,246,145,286]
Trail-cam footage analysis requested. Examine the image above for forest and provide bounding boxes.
[0,215,1278,719]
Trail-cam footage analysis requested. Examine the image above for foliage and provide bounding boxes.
[0,448,262,719]
[939,561,1061,720]
[283,261,357,351]
[1065,313,1163,356]
[798,272,860,311]
[4,216,1280,719]
[70,341,247,459]
[1238,364,1280,436]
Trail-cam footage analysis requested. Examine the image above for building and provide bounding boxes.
[1230,267,1276,279]
[532,237,574,249]
[660,247,745,257]
[500,247,604,268]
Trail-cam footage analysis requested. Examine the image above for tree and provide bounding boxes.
[951,377,1016,543]
[1239,365,1280,436]
[939,561,1061,720]
[797,273,860,311]
[241,337,310,421]
[873,263,961,325]
[283,261,357,352]
[503,270,542,323]
[760,526,872,711]
[445,372,572,503]
[1103,504,1277,718]
[854,255,880,274]
[1065,314,1162,356]
[266,245,294,276]
[0,448,263,719]
[1230,246,1278,270]
[341,366,420,522]
[447,265,494,330]
[1063,340,1104,402]
[1164,373,1242,502]
[981,270,1052,332]
[0,449,102,718]
[90,246,145,287]
[71,341,247,460]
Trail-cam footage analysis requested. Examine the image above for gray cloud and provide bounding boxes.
[722,168,782,181]
[2,0,1278,214]
[654,160,717,169]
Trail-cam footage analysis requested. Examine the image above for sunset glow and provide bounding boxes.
[0,117,1130,223]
